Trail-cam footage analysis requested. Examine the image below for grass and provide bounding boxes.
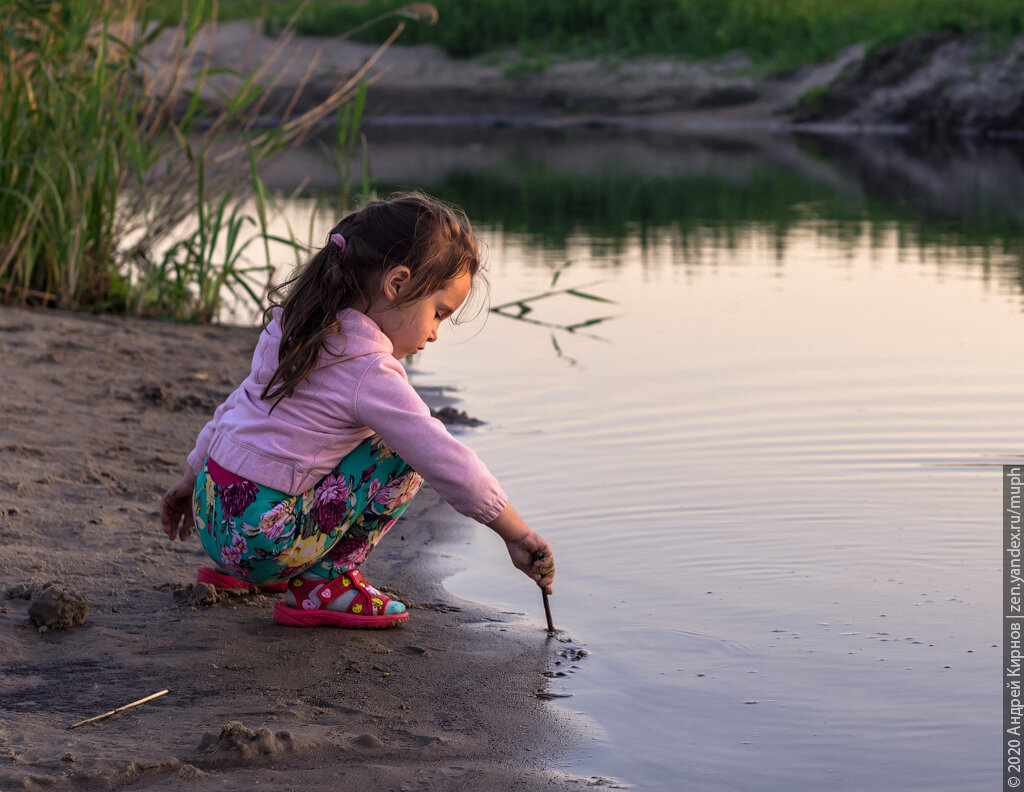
[794,85,834,119]
[0,1,136,308]
[0,0,405,319]
[154,0,1024,70]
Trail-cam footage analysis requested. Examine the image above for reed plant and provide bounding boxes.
[0,0,139,308]
[0,0,430,319]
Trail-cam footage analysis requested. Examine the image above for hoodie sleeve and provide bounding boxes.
[353,355,508,524]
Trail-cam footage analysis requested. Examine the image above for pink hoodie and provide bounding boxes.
[187,308,508,524]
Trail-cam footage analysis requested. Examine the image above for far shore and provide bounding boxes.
[147,21,1024,139]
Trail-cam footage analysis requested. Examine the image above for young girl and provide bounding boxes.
[159,193,554,629]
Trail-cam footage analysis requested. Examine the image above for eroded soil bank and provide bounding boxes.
[148,22,1024,137]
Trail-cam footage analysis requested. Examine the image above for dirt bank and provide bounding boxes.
[0,306,588,791]
[790,32,1024,138]
[146,21,1024,137]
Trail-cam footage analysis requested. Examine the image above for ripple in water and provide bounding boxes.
[425,221,1008,791]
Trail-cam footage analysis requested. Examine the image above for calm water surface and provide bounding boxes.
[257,131,1024,790]
[420,223,1015,791]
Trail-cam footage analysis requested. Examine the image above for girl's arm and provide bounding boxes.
[354,359,555,591]
[488,504,555,594]
[354,358,508,523]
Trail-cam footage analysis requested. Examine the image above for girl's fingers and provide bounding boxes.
[176,511,194,541]
[532,560,555,589]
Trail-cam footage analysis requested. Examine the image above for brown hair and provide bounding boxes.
[260,192,481,408]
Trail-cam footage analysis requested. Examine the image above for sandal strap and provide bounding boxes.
[289,569,395,616]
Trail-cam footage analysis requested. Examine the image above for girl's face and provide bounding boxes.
[367,269,473,359]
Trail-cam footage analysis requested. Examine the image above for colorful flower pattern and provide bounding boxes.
[219,533,248,576]
[310,473,351,530]
[258,499,296,540]
[276,534,332,569]
[371,471,423,514]
[220,481,258,518]
[192,436,421,586]
[328,536,371,568]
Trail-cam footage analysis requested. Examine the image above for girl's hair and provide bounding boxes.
[260,192,481,407]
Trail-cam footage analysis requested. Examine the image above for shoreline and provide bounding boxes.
[148,21,1024,140]
[0,305,585,791]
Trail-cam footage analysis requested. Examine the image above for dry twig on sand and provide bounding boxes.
[68,689,170,730]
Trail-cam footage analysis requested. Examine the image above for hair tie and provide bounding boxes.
[330,233,346,252]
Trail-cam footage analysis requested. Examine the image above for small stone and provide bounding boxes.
[4,582,37,600]
[28,585,89,630]
[353,733,385,748]
[171,582,224,607]
[430,406,483,426]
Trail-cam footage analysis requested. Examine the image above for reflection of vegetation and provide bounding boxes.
[161,0,1024,69]
[382,162,856,247]
[489,263,616,364]
[374,153,1024,282]
[490,280,615,334]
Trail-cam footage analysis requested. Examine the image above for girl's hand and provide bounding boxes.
[487,504,555,594]
[505,530,555,595]
[161,472,197,542]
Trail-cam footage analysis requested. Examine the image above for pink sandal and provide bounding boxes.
[273,568,409,629]
[197,566,289,593]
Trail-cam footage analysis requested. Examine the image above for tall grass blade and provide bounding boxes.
[1,0,412,320]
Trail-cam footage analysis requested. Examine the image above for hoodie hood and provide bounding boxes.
[267,306,395,366]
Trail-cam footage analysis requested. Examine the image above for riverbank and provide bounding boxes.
[0,306,585,791]
[147,20,1024,138]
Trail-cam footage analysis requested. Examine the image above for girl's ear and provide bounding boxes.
[381,266,412,303]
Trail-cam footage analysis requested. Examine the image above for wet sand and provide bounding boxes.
[0,306,585,791]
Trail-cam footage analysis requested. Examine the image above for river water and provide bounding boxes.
[256,127,1024,790]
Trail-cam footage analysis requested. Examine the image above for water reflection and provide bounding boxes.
[263,126,1024,292]
[426,221,1012,791]
[255,128,1021,789]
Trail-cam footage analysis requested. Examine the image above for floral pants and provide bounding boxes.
[192,436,423,584]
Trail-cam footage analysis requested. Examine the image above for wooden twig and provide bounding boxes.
[542,590,555,634]
[68,689,170,730]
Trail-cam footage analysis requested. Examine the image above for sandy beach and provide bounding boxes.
[0,305,588,791]
[6,11,1018,789]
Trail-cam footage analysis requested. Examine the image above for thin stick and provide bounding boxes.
[542,590,555,633]
[68,689,170,730]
